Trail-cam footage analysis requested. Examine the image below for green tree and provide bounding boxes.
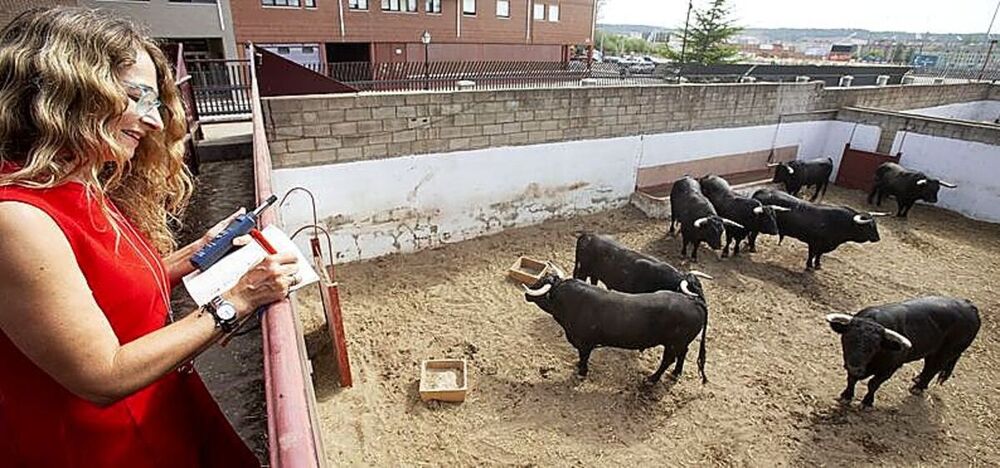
[675,0,742,65]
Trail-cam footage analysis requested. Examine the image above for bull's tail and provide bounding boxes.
[697,306,708,384]
[937,355,962,384]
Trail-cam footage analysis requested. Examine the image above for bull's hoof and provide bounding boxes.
[720,250,729,258]
[860,403,875,411]
[747,246,757,253]
[813,264,822,270]
[908,385,925,396]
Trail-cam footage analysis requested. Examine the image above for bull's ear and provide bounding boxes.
[825,313,853,334]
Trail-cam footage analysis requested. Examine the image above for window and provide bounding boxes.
[349,0,368,9]
[533,3,544,19]
[548,4,558,21]
[169,0,218,4]
[462,0,475,15]
[277,46,290,54]
[496,0,509,17]
[262,0,300,5]
[381,0,416,11]
[426,0,441,13]
[302,46,315,54]
[305,0,315,7]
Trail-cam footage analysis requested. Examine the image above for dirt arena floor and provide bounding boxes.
[295,186,999,467]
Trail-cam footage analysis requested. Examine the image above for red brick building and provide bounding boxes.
[230,0,596,64]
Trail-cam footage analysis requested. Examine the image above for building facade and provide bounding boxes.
[0,0,77,28]
[230,0,597,64]
[76,0,239,60]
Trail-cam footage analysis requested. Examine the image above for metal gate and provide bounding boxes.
[834,143,900,192]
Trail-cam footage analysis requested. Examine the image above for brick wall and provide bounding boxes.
[264,82,824,169]
[262,81,993,170]
[818,83,992,111]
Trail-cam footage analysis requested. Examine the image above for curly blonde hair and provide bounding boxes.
[0,7,192,253]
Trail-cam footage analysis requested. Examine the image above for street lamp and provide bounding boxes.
[421,30,431,90]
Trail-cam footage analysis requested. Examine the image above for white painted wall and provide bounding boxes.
[638,121,880,181]
[273,121,882,263]
[274,138,641,263]
[817,121,882,180]
[888,132,1000,223]
[904,100,1000,124]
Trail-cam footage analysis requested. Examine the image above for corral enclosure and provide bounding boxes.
[257,80,1000,465]
[295,187,1000,466]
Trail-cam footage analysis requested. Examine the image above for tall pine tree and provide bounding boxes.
[680,0,741,65]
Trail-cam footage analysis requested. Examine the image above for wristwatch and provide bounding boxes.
[206,296,239,333]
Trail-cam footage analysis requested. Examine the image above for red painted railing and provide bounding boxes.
[249,44,325,468]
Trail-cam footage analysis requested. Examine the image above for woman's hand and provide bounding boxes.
[165,208,256,286]
[222,253,300,318]
[201,208,252,249]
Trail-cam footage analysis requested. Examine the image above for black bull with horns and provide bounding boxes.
[524,263,709,384]
[573,232,714,301]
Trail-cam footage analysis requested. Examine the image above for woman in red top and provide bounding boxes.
[0,8,300,467]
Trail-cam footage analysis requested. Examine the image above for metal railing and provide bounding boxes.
[910,67,1000,82]
[187,59,253,117]
[307,60,664,91]
[248,46,326,468]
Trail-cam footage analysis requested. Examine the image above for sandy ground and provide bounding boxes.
[295,186,1000,467]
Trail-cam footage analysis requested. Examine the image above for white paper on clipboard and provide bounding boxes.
[182,225,319,306]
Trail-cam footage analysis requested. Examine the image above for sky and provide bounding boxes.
[599,0,1000,35]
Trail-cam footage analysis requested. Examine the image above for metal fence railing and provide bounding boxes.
[187,59,253,117]
[910,67,1000,82]
[185,58,992,115]
[309,61,664,92]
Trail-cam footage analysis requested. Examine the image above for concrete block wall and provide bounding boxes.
[837,107,1000,154]
[263,82,993,169]
[819,83,992,112]
[263,82,825,169]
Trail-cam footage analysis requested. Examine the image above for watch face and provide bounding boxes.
[216,303,238,321]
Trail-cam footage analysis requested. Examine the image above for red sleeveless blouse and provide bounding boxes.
[0,181,260,467]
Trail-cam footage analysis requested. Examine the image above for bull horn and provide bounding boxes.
[853,214,874,225]
[766,162,781,167]
[939,180,957,188]
[868,211,891,217]
[721,218,745,229]
[753,206,764,215]
[786,167,795,175]
[689,270,714,280]
[693,217,708,228]
[883,328,913,350]
[523,283,552,297]
[546,261,567,279]
[768,205,792,212]
[916,178,927,186]
[825,313,853,325]
[679,280,698,298]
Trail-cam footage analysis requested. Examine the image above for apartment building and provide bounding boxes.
[0,0,77,28]
[76,0,239,60]
[230,0,597,64]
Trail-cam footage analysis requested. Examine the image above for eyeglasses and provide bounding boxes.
[123,81,162,117]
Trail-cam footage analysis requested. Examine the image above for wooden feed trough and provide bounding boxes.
[419,359,468,403]
[507,256,550,285]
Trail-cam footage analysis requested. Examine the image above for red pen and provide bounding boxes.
[249,228,278,255]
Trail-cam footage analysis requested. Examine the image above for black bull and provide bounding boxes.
[752,188,886,270]
[768,158,833,201]
[826,296,980,407]
[869,162,957,217]
[524,270,708,384]
[573,232,713,300]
